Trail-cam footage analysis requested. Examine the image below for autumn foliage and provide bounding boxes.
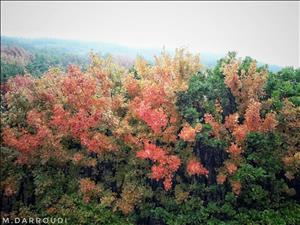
[1,49,299,223]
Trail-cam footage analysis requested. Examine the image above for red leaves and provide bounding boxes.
[143,109,168,134]
[151,165,168,181]
[62,66,97,111]
[2,126,48,154]
[136,142,166,162]
[135,100,168,134]
[186,159,209,176]
[2,62,121,164]
[81,133,116,153]
[6,75,34,92]
[141,84,167,107]
[167,155,181,172]
[136,142,181,191]
[6,110,51,152]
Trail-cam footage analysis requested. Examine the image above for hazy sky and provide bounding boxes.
[1,1,299,67]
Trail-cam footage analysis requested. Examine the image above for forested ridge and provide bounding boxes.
[0,48,299,225]
[1,36,282,82]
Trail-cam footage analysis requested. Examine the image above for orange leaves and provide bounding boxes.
[224,113,239,131]
[186,159,209,176]
[223,100,278,145]
[231,180,241,195]
[27,109,44,128]
[227,143,242,157]
[244,100,262,132]
[179,123,202,142]
[50,104,70,133]
[167,155,182,172]
[244,100,278,133]
[222,61,242,98]
[225,162,238,175]
[204,113,222,138]
[216,173,227,185]
[216,60,278,194]
[51,106,115,153]
[232,124,248,144]
[80,178,99,194]
[261,112,278,132]
[79,178,101,203]
[136,142,181,191]
[124,75,140,97]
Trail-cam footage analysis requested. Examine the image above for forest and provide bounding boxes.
[0,46,300,225]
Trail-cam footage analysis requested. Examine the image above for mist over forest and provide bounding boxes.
[0,2,299,224]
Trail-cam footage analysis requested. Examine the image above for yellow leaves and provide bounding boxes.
[135,48,201,91]
[135,56,151,79]
[100,193,117,208]
[174,185,189,204]
[79,178,102,203]
[115,184,143,215]
[155,48,201,80]
[179,123,202,142]
[0,176,18,197]
[222,59,267,114]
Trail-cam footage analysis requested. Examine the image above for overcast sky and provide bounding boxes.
[1,1,299,67]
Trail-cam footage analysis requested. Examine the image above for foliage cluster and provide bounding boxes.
[1,49,299,224]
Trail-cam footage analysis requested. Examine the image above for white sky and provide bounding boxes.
[1,1,299,67]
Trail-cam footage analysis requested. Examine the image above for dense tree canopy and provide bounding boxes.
[0,49,299,224]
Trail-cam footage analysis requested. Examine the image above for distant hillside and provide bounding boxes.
[0,36,282,81]
[1,45,33,65]
[0,36,223,68]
